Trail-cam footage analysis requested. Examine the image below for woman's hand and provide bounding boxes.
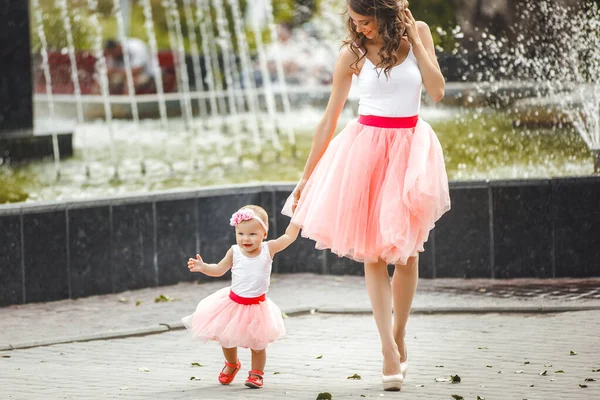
[402,5,420,46]
[292,179,307,212]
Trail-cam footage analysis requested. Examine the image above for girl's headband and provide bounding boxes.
[230,208,268,233]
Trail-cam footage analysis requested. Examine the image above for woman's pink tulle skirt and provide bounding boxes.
[181,287,285,350]
[283,118,451,265]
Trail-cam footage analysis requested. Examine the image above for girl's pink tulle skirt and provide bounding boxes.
[283,118,451,265]
[181,287,285,350]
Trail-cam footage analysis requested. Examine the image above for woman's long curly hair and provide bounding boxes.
[343,0,406,78]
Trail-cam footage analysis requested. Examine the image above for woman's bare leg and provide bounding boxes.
[364,260,401,375]
[392,255,419,363]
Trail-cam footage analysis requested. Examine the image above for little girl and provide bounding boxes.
[182,205,299,389]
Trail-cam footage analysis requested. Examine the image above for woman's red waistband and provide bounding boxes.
[358,114,419,129]
[229,290,266,305]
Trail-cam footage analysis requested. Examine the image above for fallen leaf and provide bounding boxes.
[189,376,201,381]
[191,362,203,367]
[524,361,530,365]
[477,346,488,350]
[585,378,596,382]
[315,355,323,359]
[485,365,493,368]
[451,375,461,383]
[273,371,280,375]
[347,373,361,380]
[316,393,332,400]
[529,384,534,387]
[540,371,547,376]
[436,365,444,368]
[135,301,142,306]
[477,396,486,400]
[579,384,588,388]
[594,368,600,372]
[570,351,577,356]
[361,395,366,398]
[451,395,464,400]
[138,367,150,372]
[118,297,128,303]
[155,294,172,303]
[555,370,565,373]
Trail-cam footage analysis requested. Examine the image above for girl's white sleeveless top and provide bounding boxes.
[357,46,423,117]
[230,242,272,298]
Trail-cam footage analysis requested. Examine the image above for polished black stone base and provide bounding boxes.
[0,132,73,164]
[1,178,599,307]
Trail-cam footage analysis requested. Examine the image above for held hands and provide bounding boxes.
[292,179,307,213]
[188,254,204,273]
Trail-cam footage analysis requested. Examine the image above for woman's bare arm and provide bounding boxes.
[298,47,356,183]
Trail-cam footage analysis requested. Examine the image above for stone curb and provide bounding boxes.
[1,325,169,351]
[317,305,600,315]
[3,305,600,351]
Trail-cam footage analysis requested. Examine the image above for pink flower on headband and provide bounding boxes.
[230,209,256,227]
[230,208,269,232]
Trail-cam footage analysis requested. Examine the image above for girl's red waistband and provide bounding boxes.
[358,114,419,129]
[229,290,266,305]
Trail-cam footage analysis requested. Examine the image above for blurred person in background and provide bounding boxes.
[102,38,157,94]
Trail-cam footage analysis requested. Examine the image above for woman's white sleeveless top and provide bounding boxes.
[230,242,272,297]
[357,45,423,117]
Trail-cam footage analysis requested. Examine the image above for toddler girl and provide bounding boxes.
[182,205,299,389]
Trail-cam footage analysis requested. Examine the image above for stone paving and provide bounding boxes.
[1,274,600,399]
[2,274,600,349]
[2,312,600,399]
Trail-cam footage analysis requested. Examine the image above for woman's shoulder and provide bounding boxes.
[415,21,431,35]
[339,43,362,60]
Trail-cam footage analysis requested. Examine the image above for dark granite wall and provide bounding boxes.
[1,178,599,307]
[0,1,33,136]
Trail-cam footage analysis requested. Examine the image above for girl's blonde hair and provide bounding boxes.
[240,205,269,232]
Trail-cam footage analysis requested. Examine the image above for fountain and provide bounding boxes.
[32,0,61,180]
[458,0,600,174]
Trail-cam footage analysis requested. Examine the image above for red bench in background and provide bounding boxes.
[34,51,178,95]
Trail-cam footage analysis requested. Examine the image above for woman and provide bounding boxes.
[283,0,450,391]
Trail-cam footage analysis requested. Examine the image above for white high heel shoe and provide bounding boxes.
[400,342,409,380]
[401,361,408,379]
[382,373,404,391]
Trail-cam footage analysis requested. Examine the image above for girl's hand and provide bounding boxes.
[402,6,420,45]
[188,254,204,272]
[292,179,307,213]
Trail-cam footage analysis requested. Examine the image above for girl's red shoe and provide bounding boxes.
[218,360,241,385]
[244,369,264,388]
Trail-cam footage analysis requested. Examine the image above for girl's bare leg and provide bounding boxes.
[222,346,238,373]
[250,348,266,372]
